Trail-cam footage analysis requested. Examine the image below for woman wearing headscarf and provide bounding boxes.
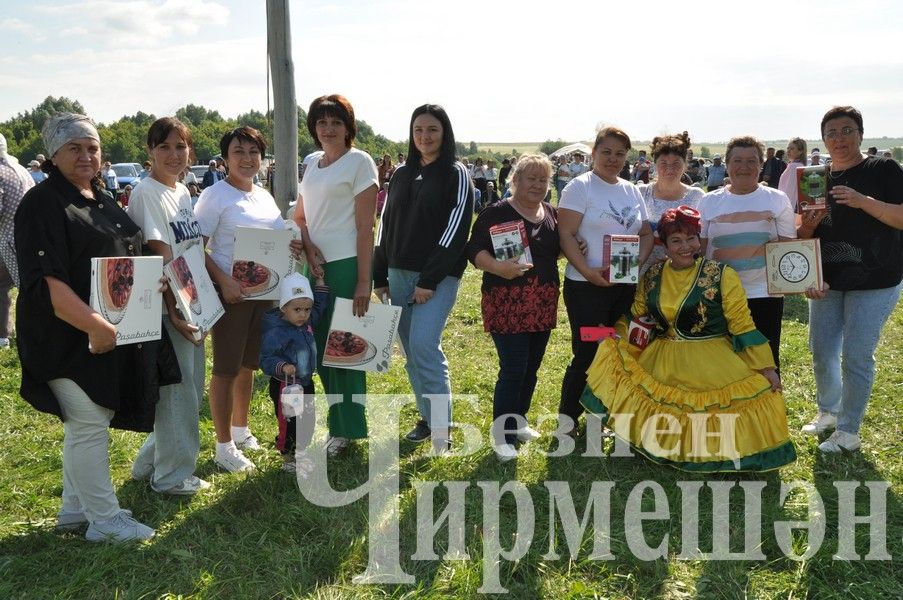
[15,113,179,542]
[373,104,474,450]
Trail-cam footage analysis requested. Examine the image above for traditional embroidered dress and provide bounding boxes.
[581,257,796,472]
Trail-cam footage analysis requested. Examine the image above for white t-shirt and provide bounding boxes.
[559,172,649,281]
[569,162,588,177]
[299,148,378,263]
[698,185,796,299]
[126,177,201,257]
[194,178,285,274]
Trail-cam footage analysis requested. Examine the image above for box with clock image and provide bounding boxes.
[765,238,823,295]
[796,165,827,211]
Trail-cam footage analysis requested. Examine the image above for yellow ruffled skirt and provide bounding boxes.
[581,334,796,472]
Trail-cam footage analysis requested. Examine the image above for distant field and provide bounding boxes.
[478,138,903,158]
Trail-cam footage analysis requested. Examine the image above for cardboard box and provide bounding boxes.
[489,219,532,266]
[796,165,827,211]
[231,227,297,301]
[164,244,224,340]
[602,234,640,283]
[322,298,402,373]
[765,238,824,295]
[90,256,163,345]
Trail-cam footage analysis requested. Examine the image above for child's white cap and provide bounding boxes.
[279,272,313,308]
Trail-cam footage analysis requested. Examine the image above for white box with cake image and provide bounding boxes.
[322,298,403,373]
[164,244,225,341]
[231,226,297,301]
[90,256,164,345]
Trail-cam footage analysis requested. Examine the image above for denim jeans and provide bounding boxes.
[809,282,902,434]
[132,316,205,490]
[491,330,551,444]
[388,269,461,428]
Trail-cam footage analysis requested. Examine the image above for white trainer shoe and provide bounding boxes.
[493,443,519,462]
[235,433,261,451]
[215,446,256,472]
[818,430,861,453]
[515,426,541,442]
[800,411,837,435]
[85,510,154,543]
[156,476,211,496]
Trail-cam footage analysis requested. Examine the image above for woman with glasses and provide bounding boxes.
[778,137,807,212]
[636,132,705,275]
[698,136,796,370]
[800,105,903,452]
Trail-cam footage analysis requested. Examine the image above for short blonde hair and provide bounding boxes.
[508,153,553,196]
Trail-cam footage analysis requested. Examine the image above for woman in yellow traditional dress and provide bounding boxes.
[581,206,796,472]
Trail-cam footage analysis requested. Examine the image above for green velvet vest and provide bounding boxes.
[643,259,728,340]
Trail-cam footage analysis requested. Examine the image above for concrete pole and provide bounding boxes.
[266,0,298,216]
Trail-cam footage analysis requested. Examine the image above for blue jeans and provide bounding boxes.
[809,282,902,434]
[388,269,461,428]
[491,331,551,444]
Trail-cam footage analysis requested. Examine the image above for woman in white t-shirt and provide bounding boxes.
[126,117,209,494]
[698,136,796,369]
[557,126,654,436]
[195,126,303,472]
[637,132,705,275]
[294,94,378,456]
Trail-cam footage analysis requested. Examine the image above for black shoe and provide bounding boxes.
[405,419,431,443]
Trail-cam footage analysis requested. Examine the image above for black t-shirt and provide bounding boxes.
[816,157,903,290]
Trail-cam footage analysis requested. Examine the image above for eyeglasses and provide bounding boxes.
[823,126,860,139]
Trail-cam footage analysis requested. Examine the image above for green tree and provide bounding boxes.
[700,146,712,158]
[892,147,903,162]
[538,139,568,155]
[176,104,222,127]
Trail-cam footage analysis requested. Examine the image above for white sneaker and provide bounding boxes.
[235,433,261,451]
[85,510,154,543]
[818,430,861,453]
[515,426,541,442]
[801,411,837,435]
[0,337,9,348]
[155,476,211,496]
[326,436,349,457]
[493,443,518,462]
[215,446,256,472]
[56,508,132,531]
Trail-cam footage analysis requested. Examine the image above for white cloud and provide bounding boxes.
[0,18,34,33]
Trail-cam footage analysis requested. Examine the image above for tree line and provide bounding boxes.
[1,96,526,167]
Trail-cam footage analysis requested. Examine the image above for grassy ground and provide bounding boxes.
[1,251,901,599]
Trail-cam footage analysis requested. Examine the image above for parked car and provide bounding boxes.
[111,163,141,189]
[189,165,209,184]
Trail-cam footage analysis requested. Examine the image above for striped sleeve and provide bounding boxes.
[418,163,474,289]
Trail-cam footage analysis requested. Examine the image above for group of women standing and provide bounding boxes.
[12,104,902,543]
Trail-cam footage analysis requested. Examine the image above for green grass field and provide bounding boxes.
[1,258,901,599]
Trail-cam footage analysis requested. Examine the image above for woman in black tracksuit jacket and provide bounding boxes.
[373,104,474,448]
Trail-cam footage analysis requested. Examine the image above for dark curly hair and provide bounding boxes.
[651,131,691,161]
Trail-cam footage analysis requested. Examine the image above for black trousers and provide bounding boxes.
[558,278,636,422]
[747,296,784,371]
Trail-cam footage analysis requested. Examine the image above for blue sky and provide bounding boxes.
[1,0,902,143]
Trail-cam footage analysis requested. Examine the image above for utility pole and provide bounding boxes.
[266,0,298,216]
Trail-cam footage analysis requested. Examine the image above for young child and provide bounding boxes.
[259,272,328,473]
